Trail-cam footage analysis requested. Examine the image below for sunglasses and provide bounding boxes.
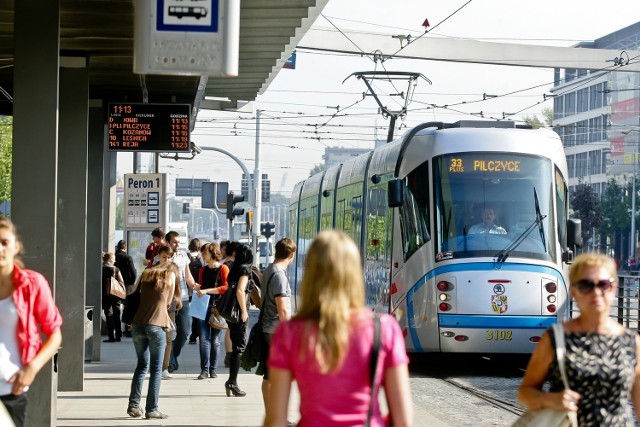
[573,278,614,294]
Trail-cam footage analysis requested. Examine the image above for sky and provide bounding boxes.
[120,0,640,200]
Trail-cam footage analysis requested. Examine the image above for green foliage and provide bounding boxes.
[570,181,602,243]
[541,107,553,127]
[522,108,553,129]
[0,116,12,204]
[115,196,123,230]
[309,163,326,176]
[523,115,544,129]
[599,178,631,237]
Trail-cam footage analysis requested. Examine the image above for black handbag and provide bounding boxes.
[122,286,141,325]
[217,280,241,323]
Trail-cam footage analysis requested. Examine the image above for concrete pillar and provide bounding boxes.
[56,60,89,391]
[87,102,105,361]
[101,143,117,350]
[12,0,60,425]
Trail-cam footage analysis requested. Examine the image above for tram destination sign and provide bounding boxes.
[108,103,191,152]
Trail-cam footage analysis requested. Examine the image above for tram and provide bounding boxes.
[288,120,582,354]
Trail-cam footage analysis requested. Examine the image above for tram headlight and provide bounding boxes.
[439,293,450,301]
[547,295,556,303]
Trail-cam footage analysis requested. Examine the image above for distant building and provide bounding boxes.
[323,146,373,168]
[551,22,640,196]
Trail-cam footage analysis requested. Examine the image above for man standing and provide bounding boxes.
[165,231,198,372]
[145,227,166,266]
[260,237,296,408]
[115,240,138,337]
[115,240,137,291]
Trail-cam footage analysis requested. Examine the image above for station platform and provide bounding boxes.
[57,333,300,427]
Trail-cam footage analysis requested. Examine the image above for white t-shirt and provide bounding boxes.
[0,296,22,395]
[172,250,190,301]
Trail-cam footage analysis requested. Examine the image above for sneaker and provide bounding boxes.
[209,370,218,378]
[162,369,172,379]
[145,410,168,419]
[127,405,143,418]
[197,370,209,380]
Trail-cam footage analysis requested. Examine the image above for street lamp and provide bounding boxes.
[624,129,640,264]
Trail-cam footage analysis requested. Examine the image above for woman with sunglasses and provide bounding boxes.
[517,252,640,426]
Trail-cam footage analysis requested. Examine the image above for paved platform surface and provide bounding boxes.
[57,332,299,427]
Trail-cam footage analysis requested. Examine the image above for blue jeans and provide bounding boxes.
[129,324,166,412]
[198,308,222,372]
[169,300,190,368]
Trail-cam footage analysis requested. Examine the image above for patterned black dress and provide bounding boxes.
[548,329,637,426]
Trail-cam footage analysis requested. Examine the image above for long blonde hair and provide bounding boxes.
[293,230,365,373]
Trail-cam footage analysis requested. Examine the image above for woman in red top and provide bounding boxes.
[0,217,62,427]
[194,243,229,380]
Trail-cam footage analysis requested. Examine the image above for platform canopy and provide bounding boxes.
[0,0,329,115]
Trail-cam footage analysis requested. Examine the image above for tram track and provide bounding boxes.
[442,377,525,416]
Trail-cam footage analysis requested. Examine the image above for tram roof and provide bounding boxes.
[0,0,328,115]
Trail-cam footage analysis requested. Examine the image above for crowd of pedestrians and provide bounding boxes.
[12,215,637,426]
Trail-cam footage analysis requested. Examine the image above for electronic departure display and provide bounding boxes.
[107,103,191,152]
[448,157,521,173]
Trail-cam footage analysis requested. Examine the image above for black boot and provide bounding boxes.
[224,381,246,397]
[228,352,241,384]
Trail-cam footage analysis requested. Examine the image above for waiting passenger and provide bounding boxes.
[468,207,507,234]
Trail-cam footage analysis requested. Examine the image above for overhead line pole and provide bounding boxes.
[253,110,262,267]
[198,146,254,244]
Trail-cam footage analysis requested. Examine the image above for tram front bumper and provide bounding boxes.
[437,314,556,354]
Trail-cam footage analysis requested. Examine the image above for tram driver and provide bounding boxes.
[468,207,507,235]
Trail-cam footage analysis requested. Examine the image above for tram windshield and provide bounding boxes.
[433,153,555,262]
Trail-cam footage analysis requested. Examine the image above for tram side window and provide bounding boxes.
[352,195,362,244]
[336,199,345,231]
[400,161,430,260]
[310,205,318,240]
[555,168,568,249]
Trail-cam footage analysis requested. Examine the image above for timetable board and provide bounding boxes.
[108,103,190,152]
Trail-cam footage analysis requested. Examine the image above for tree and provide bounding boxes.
[523,115,543,129]
[0,116,12,204]
[570,181,602,244]
[541,107,553,127]
[599,178,632,257]
[309,163,326,176]
[522,108,553,129]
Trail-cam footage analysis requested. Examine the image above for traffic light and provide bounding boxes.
[246,210,253,233]
[182,202,190,214]
[260,222,275,238]
[226,192,245,221]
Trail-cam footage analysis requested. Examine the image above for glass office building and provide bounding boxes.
[551,22,640,196]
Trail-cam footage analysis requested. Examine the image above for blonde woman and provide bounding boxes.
[264,230,413,427]
[518,253,640,426]
[127,252,178,420]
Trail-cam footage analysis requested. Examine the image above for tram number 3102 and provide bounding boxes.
[486,330,512,341]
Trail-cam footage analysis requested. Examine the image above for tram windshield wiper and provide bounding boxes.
[495,187,547,264]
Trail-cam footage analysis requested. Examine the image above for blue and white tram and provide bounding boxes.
[288,120,581,354]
